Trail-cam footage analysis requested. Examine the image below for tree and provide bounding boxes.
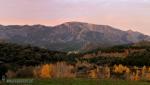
[0,63,8,80]
[40,64,52,78]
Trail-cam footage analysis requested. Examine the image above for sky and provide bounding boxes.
[0,0,149,35]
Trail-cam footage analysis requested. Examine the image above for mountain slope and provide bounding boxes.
[0,22,149,51]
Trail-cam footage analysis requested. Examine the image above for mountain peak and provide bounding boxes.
[127,29,134,32]
[59,21,105,27]
[56,21,114,32]
[62,21,90,25]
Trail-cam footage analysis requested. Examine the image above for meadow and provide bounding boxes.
[34,78,150,85]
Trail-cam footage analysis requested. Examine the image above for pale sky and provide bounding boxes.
[0,0,150,35]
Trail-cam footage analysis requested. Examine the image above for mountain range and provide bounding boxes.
[0,22,149,51]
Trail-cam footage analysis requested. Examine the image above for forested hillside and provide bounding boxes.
[0,42,67,66]
[0,41,149,67]
[80,41,150,66]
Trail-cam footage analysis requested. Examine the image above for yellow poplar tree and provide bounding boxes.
[103,66,110,79]
[40,64,52,78]
[113,64,125,74]
[125,66,130,80]
[142,66,146,79]
[134,70,140,80]
[89,69,97,78]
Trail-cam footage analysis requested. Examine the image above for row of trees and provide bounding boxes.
[124,49,150,66]
[6,62,75,78]
[5,62,150,81]
[0,42,78,67]
[81,48,150,66]
[0,41,150,68]
[0,42,149,69]
[85,41,150,54]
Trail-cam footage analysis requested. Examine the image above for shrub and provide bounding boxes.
[16,66,34,78]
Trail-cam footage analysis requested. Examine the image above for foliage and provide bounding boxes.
[16,66,34,78]
[33,62,75,79]
[124,50,150,66]
[89,69,98,78]
[80,56,124,66]
[0,42,75,66]
[39,64,52,78]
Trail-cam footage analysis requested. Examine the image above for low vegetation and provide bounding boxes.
[0,41,150,83]
[34,79,150,85]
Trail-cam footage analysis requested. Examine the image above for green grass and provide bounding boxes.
[33,78,150,85]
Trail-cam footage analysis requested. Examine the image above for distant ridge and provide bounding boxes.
[0,22,149,51]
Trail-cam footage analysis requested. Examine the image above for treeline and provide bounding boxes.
[0,41,150,67]
[80,48,150,66]
[80,41,150,66]
[124,49,150,66]
[84,41,150,54]
[0,42,77,66]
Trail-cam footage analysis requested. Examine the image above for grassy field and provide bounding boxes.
[33,78,150,85]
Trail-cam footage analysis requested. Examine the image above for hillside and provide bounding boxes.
[0,41,149,68]
[79,41,150,66]
[82,41,150,58]
[0,42,67,66]
[0,22,149,51]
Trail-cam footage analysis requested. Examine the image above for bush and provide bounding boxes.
[16,66,34,78]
